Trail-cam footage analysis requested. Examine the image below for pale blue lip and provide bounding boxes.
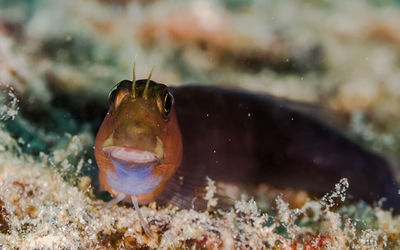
[103,146,162,195]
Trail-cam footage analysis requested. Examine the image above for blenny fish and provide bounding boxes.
[95,67,400,237]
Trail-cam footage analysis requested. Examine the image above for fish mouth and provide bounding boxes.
[103,146,160,169]
[102,146,162,196]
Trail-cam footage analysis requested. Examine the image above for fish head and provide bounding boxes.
[95,79,182,202]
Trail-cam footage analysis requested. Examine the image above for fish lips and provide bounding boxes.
[102,146,160,169]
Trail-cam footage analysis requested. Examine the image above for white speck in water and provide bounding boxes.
[247,113,251,117]
[206,113,210,117]
[291,117,294,121]
[179,176,184,185]
[88,159,92,164]
[213,150,216,154]
[18,137,25,145]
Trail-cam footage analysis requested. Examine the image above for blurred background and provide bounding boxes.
[1,0,400,248]
[0,0,400,181]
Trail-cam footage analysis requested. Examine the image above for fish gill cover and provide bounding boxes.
[0,0,400,248]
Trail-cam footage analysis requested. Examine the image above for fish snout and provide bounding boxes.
[116,121,156,148]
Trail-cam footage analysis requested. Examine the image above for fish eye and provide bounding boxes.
[163,92,174,116]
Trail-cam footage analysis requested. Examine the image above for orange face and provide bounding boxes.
[94,79,182,204]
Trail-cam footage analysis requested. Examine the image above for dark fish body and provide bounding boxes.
[94,78,400,213]
[170,86,400,210]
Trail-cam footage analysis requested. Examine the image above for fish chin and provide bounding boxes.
[102,146,162,195]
